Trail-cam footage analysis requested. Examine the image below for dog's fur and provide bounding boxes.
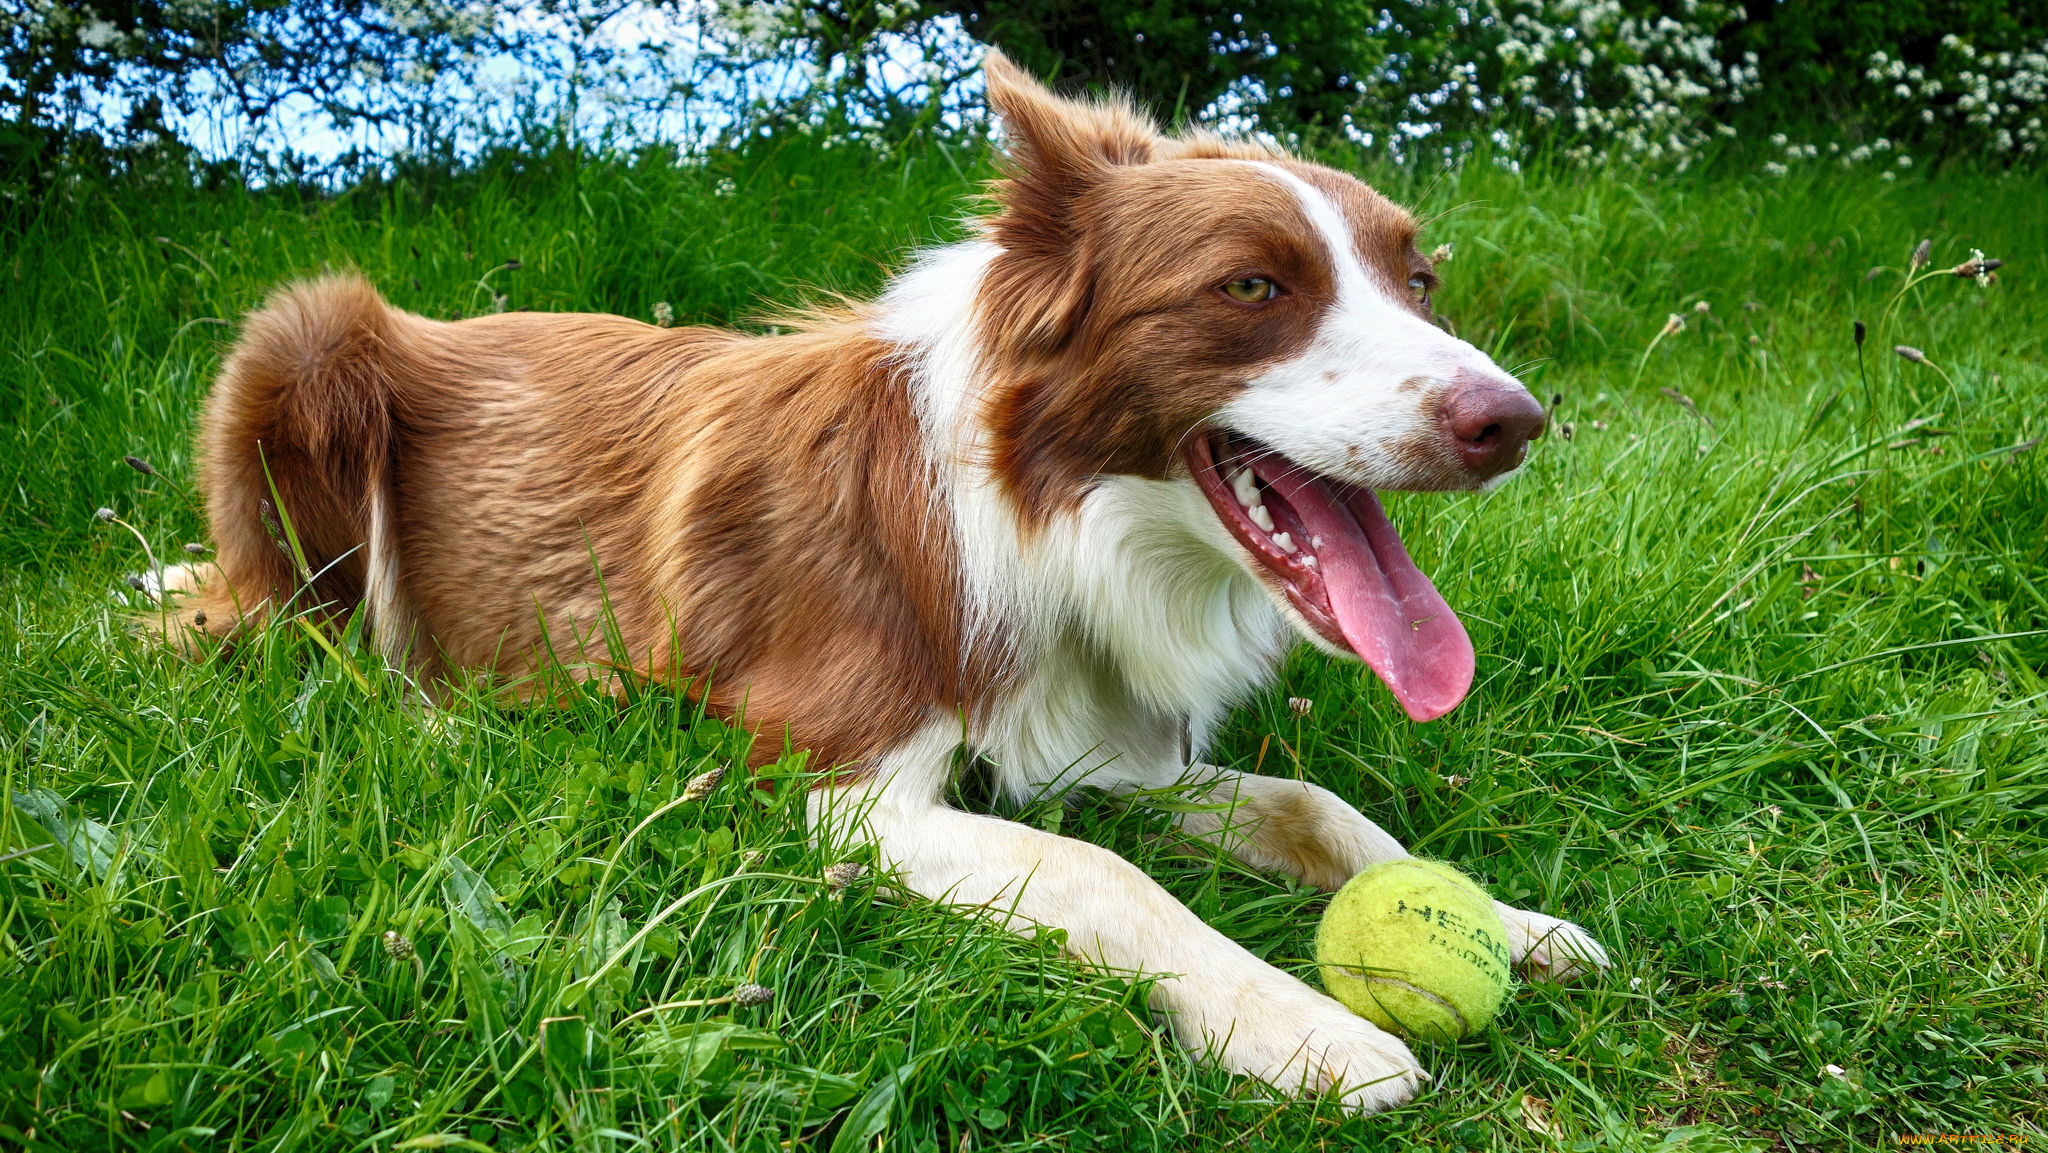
[159,54,1608,1111]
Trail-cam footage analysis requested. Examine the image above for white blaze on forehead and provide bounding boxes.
[1250,162,1392,303]
[1219,162,1502,491]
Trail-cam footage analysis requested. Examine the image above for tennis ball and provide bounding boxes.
[1314,858,1512,1043]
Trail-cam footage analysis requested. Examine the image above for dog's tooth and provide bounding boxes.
[1231,468,1259,507]
[1310,535,1323,549]
[1274,532,1297,554]
[1302,555,1317,567]
[1249,504,1274,532]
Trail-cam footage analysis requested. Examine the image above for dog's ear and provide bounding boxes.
[979,51,1158,357]
[984,50,1156,190]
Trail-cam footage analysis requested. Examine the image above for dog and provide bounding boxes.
[157,52,1608,1112]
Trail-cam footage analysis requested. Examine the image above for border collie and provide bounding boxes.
[158,53,1608,1112]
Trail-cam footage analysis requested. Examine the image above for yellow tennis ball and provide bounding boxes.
[1314,858,1513,1043]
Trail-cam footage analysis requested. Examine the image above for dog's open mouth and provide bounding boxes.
[1190,432,1475,722]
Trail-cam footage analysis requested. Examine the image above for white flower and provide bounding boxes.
[79,19,122,49]
[709,0,798,48]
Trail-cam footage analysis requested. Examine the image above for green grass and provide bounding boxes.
[2,136,2045,1151]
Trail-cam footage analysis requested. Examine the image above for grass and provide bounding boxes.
[1,134,2044,1151]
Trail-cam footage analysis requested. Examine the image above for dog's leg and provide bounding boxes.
[1491,902,1609,980]
[813,727,1426,1114]
[1171,769,1406,892]
[1168,768,1611,979]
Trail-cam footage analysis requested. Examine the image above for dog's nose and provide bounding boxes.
[1443,374,1546,480]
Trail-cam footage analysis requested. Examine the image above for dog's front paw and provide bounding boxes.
[1258,1000,1428,1114]
[115,562,205,608]
[1175,974,1426,1113]
[1495,902,1610,980]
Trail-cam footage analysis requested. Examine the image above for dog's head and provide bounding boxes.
[970,53,1543,723]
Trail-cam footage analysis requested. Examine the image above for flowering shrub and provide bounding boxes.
[3,0,2044,178]
[1867,36,2048,157]
[1328,0,1758,168]
[698,0,982,144]
[1742,32,2046,180]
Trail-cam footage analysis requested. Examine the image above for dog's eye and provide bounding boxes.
[1408,276,1432,306]
[1224,276,1278,303]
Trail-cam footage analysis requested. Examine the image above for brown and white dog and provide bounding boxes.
[159,54,1608,1111]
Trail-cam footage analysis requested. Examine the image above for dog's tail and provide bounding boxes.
[185,273,420,671]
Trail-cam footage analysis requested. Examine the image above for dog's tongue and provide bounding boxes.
[1265,473,1474,721]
